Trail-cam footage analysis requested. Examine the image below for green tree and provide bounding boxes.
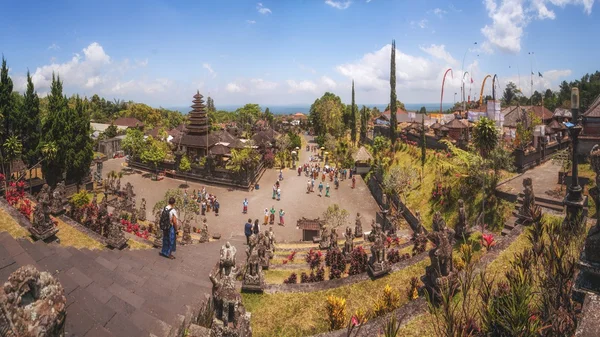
[360,105,369,142]
[309,92,344,137]
[3,135,22,182]
[473,117,499,156]
[288,131,301,150]
[502,82,518,105]
[66,96,94,189]
[389,40,397,146]
[384,100,406,112]
[104,123,118,139]
[21,71,41,166]
[121,128,145,160]
[371,106,381,119]
[515,111,541,150]
[206,96,216,113]
[531,90,542,105]
[226,148,260,177]
[236,103,262,135]
[140,136,167,179]
[0,57,14,143]
[351,80,357,144]
[179,155,191,187]
[264,107,274,126]
[372,136,391,158]
[382,165,418,203]
[41,74,70,187]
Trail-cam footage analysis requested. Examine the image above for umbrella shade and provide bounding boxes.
[291,151,297,154]
[320,147,325,150]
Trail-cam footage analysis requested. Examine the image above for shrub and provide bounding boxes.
[348,246,368,276]
[283,273,297,284]
[314,266,325,282]
[300,272,310,283]
[372,285,401,317]
[71,190,91,210]
[412,234,427,256]
[325,295,347,331]
[481,233,496,250]
[305,249,323,270]
[406,276,420,301]
[388,249,410,264]
[326,248,346,279]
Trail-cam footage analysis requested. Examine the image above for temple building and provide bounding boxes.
[179,91,211,158]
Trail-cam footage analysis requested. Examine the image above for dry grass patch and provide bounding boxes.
[0,208,30,239]
[128,238,152,250]
[54,218,104,250]
[243,260,429,337]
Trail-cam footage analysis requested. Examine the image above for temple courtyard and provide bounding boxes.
[100,138,380,243]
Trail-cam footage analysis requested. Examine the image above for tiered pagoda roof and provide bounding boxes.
[186,91,209,135]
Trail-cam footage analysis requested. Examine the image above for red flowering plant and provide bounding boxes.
[305,249,323,270]
[5,181,32,219]
[282,250,297,265]
[481,233,496,250]
[121,218,150,240]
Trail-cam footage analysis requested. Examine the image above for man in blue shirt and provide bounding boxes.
[244,218,253,245]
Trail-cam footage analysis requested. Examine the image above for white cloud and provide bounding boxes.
[481,0,594,54]
[419,44,457,65]
[432,8,447,17]
[250,78,278,90]
[135,59,148,67]
[410,19,428,29]
[226,83,245,93]
[83,42,111,64]
[286,80,318,93]
[498,68,572,96]
[335,43,477,103]
[246,20,256,24]
[325,0,352,10]
[203,63,217,78]
[321,76,337,89]
[257,3,272,14]
[366,0,373,2]
[48,43,60,51]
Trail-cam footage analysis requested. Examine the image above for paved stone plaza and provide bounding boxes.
[101,139,380,243]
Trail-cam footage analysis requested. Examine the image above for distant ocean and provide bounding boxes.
[168,103,454,115]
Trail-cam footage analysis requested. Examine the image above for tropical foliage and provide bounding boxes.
[472,117,499,156]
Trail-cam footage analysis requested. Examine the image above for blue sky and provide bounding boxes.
[1,0,598,107]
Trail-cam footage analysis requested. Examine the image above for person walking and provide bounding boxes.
[214,198,220,216]
[160,197,178,260]
[272,184,277,199]
[277,187,281,201]
[334,176,339,189]
[244,218,253,245]
[279,169,283,181]
[201,199,206,216]
[325,183,330,197]
[311,178,315,192]
[352,175,356,189]
[279,209,285,226]
[318,181,323,197]
[264,208,269,225]
[270,206,276,224]
[243,198,248,214]
[306,180,311,194]
[253,219,260,235]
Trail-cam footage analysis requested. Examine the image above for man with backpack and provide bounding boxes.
[160,197,178,260]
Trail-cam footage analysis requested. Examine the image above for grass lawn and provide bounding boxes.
[0,208,30,239]
[243,260,428,337]
[54,217,105,250]
[128,238,152,250]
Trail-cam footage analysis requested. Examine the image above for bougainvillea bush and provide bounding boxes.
[305,249,323,270]
[348,246,368,276]
[5,181,32,219]
[121,219,150,240]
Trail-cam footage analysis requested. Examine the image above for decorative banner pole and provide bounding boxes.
[462,71,470,112]
[479,74,492,106]
[492,74,498,101]
[440,68,453,114]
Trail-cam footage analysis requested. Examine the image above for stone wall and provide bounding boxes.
[513,139,570,172]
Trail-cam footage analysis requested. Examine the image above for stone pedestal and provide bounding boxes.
[107,236,127,250]
[29,226,59,241]
[241,272,265,293]
[368,260,391,278]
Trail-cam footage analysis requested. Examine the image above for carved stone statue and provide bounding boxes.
[115,178,121,194]
[138,198,147,221]
[30,184,58,241]
[242,238,265,293]
[413,211,426,237]
[354,212,363,238]
[199,217,209,243]
[520,177,535,218]
[0,265,66,336]
[256,233,270,270]
[368,234,390,277]
[152,211,163,248]
[329,228,339,250]
[454,199,469,239]
[209,253,252,336]
[343,227,354,256]
[181,218,193,245]
[368,219,383,243]
[219,242,237,276]
[319,225,330,250]
[49,181,66,215]
[266,226,276,258]
[423,214,457,302]
[106,208,127,249]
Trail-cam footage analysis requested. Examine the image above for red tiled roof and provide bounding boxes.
[584,94,600,118]
[113,117,144,128]
[445,118,469,129]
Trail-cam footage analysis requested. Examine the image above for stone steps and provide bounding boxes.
[0,231,229,337]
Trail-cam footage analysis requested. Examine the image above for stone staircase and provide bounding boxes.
[0,231,239,337]
[502,193,565,237]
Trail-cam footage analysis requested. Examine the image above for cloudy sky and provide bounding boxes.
[1,0,597,107]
